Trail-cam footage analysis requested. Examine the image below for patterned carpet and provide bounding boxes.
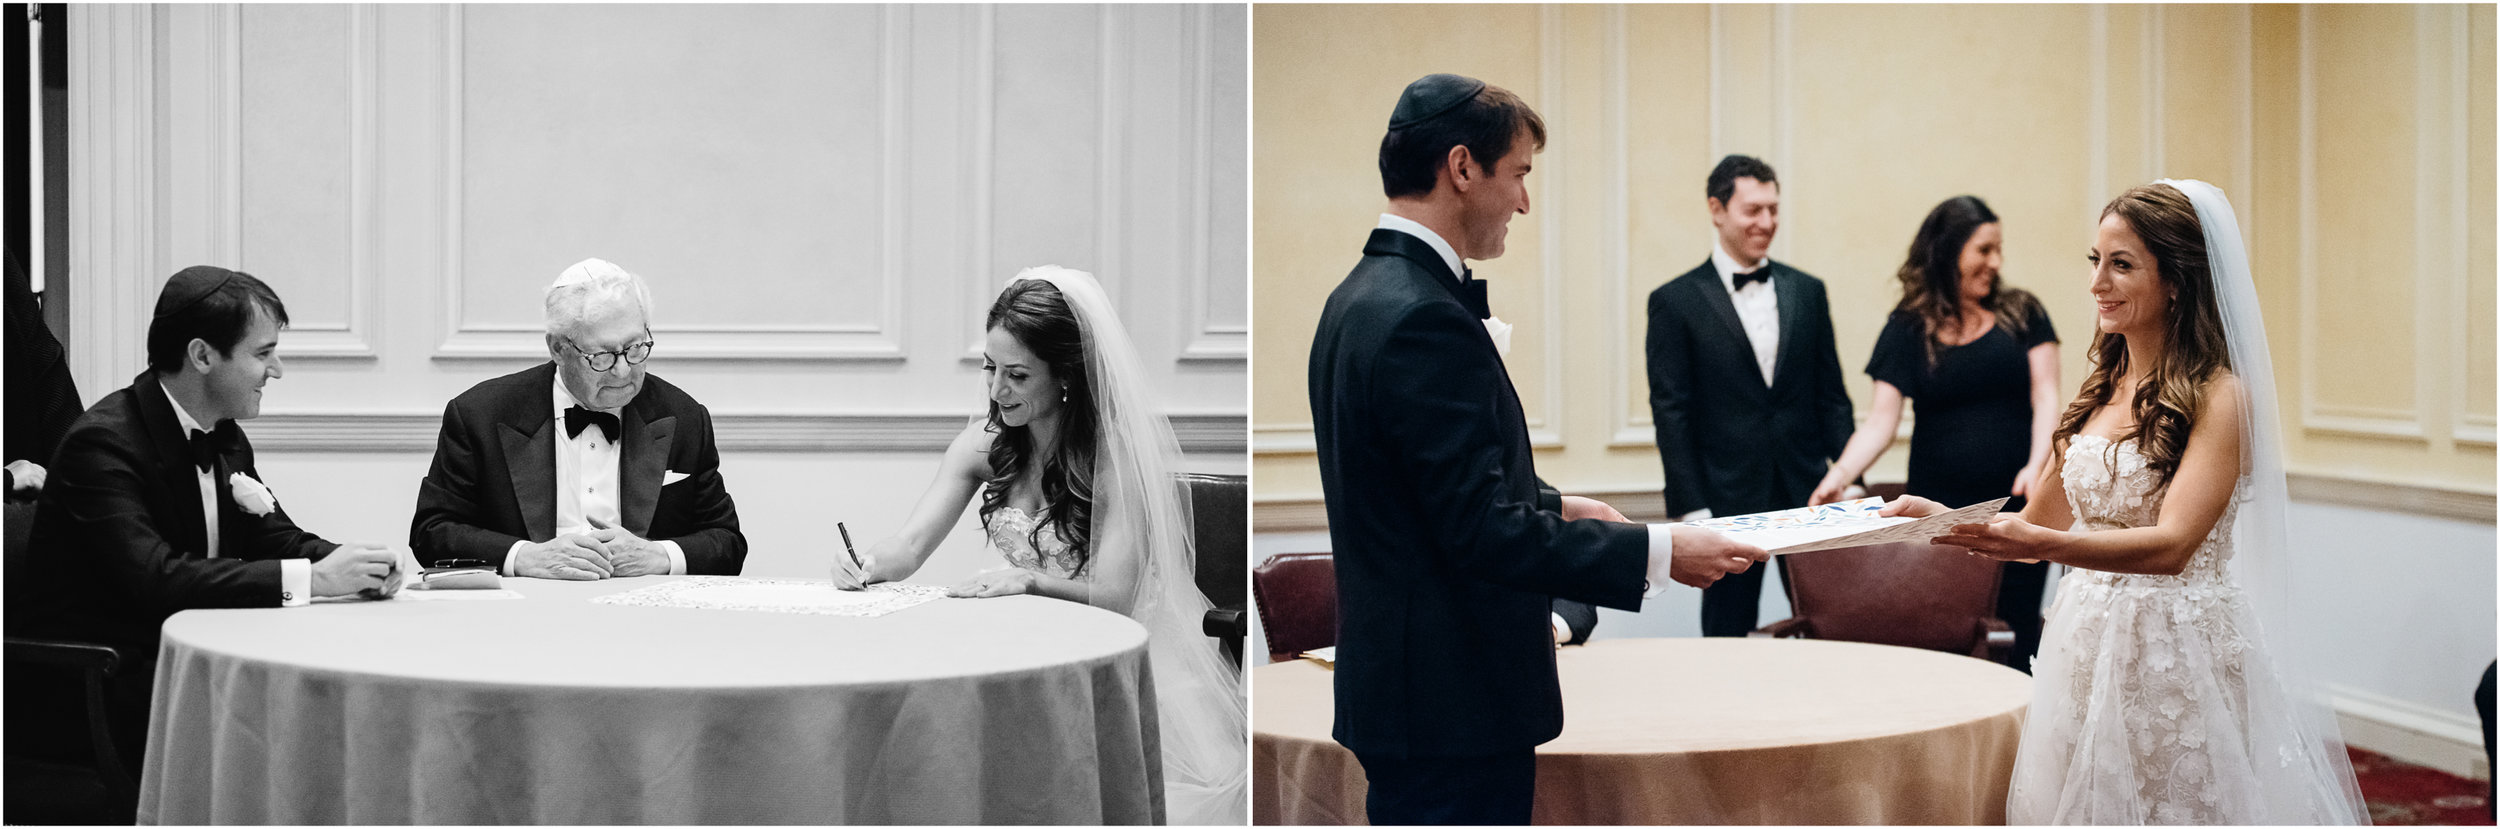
[2355,747,2494,826]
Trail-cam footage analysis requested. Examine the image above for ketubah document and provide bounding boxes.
[1683,496,2014,556]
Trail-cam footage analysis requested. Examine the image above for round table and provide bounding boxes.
[1252,637,2031,825]
[137,577,1162,825]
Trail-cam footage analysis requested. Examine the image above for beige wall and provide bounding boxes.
[1254,4,2495,519]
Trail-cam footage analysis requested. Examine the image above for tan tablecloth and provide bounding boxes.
[139,577,1161,824]
[1253,637,2030,825]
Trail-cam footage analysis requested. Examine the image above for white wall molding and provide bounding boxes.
[1180,5,1247,364]
[1607,6,1645,449]
[431,6,909,364]
[215,5,381,360]
[68,5,1242,438]
[2297,7,2428,443]
[66,4,163,398]
[2287,471,2496,523]
[2333,683,2493,781]
[1525,4,1565,449]
[250,411,1246,455]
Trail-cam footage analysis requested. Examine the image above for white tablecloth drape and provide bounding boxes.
[1254,638,2028,825]
[141,577,1161,824]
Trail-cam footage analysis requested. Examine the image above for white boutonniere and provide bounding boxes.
[1482,315,1514,358]
[229,472,278,516]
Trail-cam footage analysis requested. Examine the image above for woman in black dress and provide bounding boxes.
[1810,195,2060,671]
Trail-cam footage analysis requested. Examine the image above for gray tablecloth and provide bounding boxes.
[139,577,1161,824]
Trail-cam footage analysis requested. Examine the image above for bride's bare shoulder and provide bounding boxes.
[946,418,1002,479]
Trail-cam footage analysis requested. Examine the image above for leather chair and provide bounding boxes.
[1753,536,2014,661]
[1182,473,1247,669]
[4,498,137,824]
[1251,552,1336,663]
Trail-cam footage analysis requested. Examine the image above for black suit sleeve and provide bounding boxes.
[410,398,526,567]
[654,404,745,575]
[46,427,289,613]
[226,436,338,565]
[1550,598,1598,645]
[1533,478,1563,515]
[1808,281,1855,461]
[1377,300,1646,609]
[1647,285,1707,516]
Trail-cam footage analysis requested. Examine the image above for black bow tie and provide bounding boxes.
[1732,266,1773,290]
[564,406,620,443]
[1458,272,1490,320]
[187,421,238,474]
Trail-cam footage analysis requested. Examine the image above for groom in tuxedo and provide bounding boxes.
[1646,155,1855,637]
[15,266,404,760]
[1310,74,1766,825]
[412,258,745,577]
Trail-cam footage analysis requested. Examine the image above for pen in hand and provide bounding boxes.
[837,522,866,584]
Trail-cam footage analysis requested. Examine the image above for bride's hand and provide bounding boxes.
[830,550,879,590]
[947,569,1040,598]
[1933,515,2055,563]
[1877,494,1947,518]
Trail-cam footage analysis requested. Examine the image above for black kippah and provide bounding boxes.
[1388,73,1488,130]
[154,265,239,319]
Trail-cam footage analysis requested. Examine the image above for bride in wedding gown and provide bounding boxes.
[1885,181,2366,824]
[833,266,1246,826]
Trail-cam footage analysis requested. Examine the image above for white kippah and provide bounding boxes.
[554,257,632,289]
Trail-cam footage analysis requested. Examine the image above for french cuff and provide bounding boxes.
[1642,523,1678,599]
[1550,612,1572,644]
[504,540,528,576]
[661,540,687,575]
[279,559,312,607]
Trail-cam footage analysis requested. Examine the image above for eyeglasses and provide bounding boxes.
[564,338,654,372]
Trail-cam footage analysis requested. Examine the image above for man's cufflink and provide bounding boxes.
[281,591,294,602]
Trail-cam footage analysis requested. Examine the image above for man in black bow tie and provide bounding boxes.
[1645,155,1856,637]
[19,265,403,758]
[1308,74,1765,825]
[412,258,745,578]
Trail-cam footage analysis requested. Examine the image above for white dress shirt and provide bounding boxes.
[1375,215,1681,605]
[1711,239,1781,387]
[506,379,686,576]
[162,386,310,606]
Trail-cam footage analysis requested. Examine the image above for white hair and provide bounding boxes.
[544,257,654,336]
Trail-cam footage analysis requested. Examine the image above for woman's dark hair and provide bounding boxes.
[2052,183,2232,488]
[1378,84,1546,200]
[145,266,290,373]
[981,279,1099,573]
[1892,195,2039,366]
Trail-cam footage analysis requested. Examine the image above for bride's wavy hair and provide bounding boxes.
[2053,182,2232,488]
[981,279,1098,574]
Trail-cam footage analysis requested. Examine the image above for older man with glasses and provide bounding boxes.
[412,258,747,578]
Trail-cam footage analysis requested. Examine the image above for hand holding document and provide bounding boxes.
[1683,496,2013,556]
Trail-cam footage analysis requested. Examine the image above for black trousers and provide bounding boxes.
[1699,556,1791,637]
[1355,748,1537,825]
[1996,560,2051,673]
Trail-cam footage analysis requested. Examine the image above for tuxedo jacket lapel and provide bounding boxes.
[619,411,675,536]
[1691,261,1753,355]
[502,418,557,541]
[134,373,211,557]
[1771,263,1807,388]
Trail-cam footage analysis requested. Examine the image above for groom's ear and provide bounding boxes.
[1445,144,1477,192]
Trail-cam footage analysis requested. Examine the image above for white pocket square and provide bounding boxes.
[663,470,691,486]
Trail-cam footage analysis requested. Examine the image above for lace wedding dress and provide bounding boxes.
[2006,434,2364,824]
[988,507,1247,825]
